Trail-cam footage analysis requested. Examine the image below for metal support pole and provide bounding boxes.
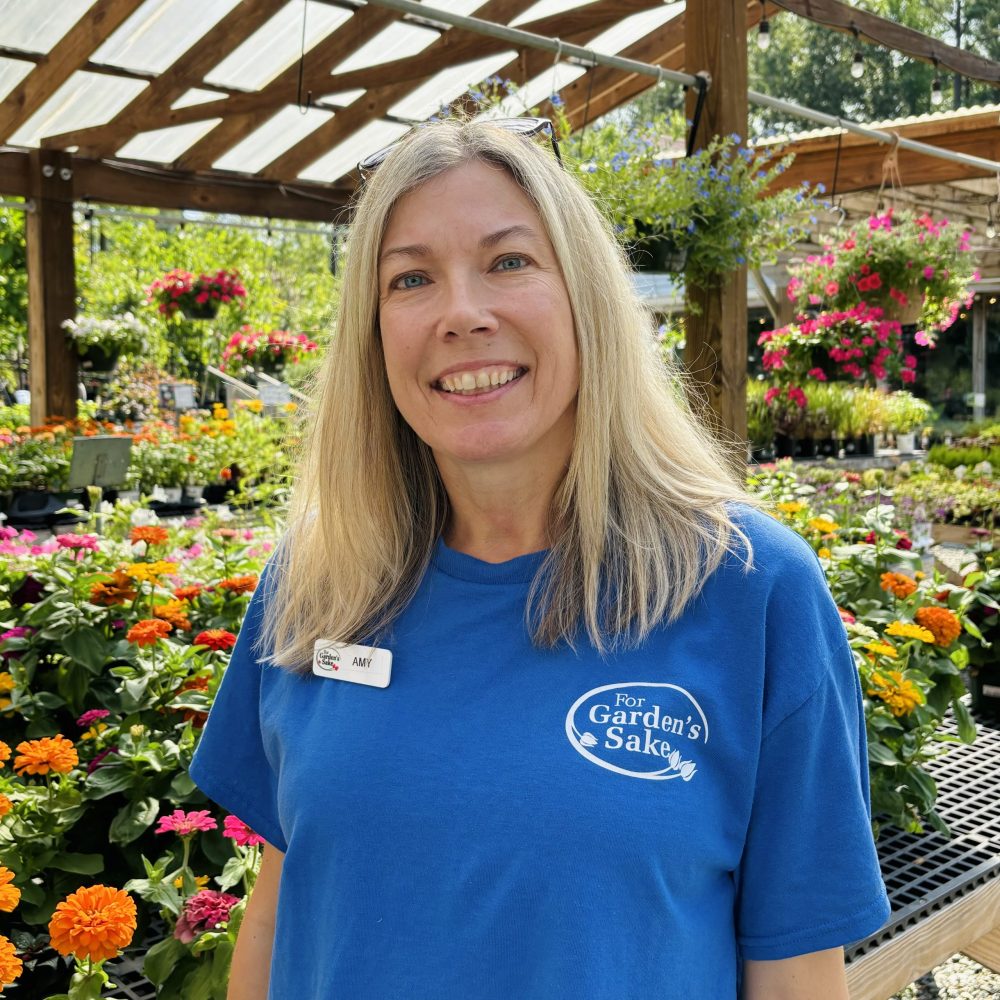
[971,296,987,422]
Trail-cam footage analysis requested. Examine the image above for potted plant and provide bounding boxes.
[62,314,148,372]
[221,327,318,380]
[145,269,247,320]
[882,391,933,453]
[787,209,979,347]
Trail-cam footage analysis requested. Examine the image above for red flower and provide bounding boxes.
[193,630,237,651]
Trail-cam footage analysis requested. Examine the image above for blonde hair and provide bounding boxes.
[263,119,756,670]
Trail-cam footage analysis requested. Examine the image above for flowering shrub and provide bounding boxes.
[221,326,319,377]
[145,269,247,318]
[787,208,979,347]
[62,314,149,357]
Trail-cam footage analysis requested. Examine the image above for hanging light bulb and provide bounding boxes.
[757,18,771,50]
[930,58,943,106]
[851,51,865,79]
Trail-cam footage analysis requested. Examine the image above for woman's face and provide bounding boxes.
[377,160,579,476]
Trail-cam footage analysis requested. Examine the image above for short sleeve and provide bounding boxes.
[735,541,890,961]
[189,561,288,852]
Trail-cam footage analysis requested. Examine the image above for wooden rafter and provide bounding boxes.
[0,0,147,142]
[257,0,540,181]
[175,4,402,172]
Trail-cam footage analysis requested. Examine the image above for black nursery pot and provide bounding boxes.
[970,665,1000,715]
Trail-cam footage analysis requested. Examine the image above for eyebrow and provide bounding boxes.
[379,224,542,264]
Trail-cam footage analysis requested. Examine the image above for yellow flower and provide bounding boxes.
[817,547,831,559]
[282,402,298,414]
[124,561,179,583]
[865,641,898,658]
[886,621,936,643]
[808,517,839,534]
[0,674,13,694]
[243,399,264,414]
[80,723,108,742]
[867,670,924,717]
[173,874,210,890]
[776,501,805,514]
[213,406,230,420]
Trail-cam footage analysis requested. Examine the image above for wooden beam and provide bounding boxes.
[0,149,29,197]
[772,0,1000,85]
[175,4,400,172]
[25,149,78,423]
[683,0,748,443]
[257,0,538,181]
[0,0,147,143]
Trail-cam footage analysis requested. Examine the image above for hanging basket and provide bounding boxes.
[879,288,923,327]
[627,222,689,273]
[78,344,121,373]
[180,298,221,321]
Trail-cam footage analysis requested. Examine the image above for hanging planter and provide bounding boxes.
[180,299,221,322]
[79,344,121,373]
[145,268,247,319]
[63,314,148,369]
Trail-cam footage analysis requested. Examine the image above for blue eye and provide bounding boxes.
[496,255,528,271]
[396,273,426,289]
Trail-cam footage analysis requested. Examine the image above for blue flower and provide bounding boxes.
[550,93,564,107]
[687,221,697,233]
[817,182,827,193]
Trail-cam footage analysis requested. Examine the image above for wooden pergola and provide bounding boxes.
[0,0,998,430]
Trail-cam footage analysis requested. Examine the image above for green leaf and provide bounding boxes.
[67,966,109,1000]
[868,742,901,766]
[182,958,217,1000]
[48,852,104,874]
[953,698,978,744]
[110,796,160,845]
[62,628,108,674]
[216,856,246,892]
[904,767,938,809]
[169,771,197,798]
[143,936,187,986]
[84,765,135,798]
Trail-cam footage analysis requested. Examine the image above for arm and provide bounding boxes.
[228,843,284,1000]
[743,947,850,1000]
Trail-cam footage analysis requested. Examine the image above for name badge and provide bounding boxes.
[312,640,392,688]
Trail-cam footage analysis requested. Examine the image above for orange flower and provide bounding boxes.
[0,741,9,766]
[48,885,136,963]
[89,570,138,606]
[0,867,20,912]
[126,619,173,647]
[176,675,211,728]
[0,934,22,987]
[173,585,203,602]
[915,606,962,647]
[153,601,191,632]
[0,795,12,817]
[217,575,258,595]
[130,525,170,547]
[880,572,917,599]
[193,629,237,651]
[14,735,78,776]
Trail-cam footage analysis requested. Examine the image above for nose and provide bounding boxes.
[434,272,499,339]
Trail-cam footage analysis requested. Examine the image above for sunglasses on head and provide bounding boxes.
[357,116,563,178]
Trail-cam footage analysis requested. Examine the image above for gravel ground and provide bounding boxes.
[889,953,1000,998]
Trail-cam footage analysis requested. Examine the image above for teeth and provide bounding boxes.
[437,367,522,394]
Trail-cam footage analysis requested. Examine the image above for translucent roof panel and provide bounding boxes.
[0,0,95,53]
[297,119,408,183]
[171,87,230,110]
[8,72,147,148]
[92,0,243,75]
[510,0,599,28]
[115,119,224,162]
[485,62,586,118]
[332,22,436,74]
[213,106,334,174]
[587,3,684,56]
[0,59,34,106]
[389,51,516,121]
[204,1,354,92]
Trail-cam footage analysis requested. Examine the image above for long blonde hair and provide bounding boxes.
[263,119,756,670]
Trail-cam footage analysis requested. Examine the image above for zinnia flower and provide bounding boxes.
[886,621,936,643]
[14,735,79,776]
[217,575,258,595]
[223,815,266,847]
[48,884,136,963]
[55,533,100,551]
[126,619,173,647]
[173,585,203,602]
[173,874,210,890]
[880,572,917,599]
[124,561,179,584]
[0,867,20,912]
[0,741,9,766]
[76,709,110,729]
[193,629,237,651]
[155,809,218,836]
[153,601,192,631]
[89,570,138,606]
[914,606,962,647]
[776,501,804,514]
[864,641,898,659]
[867,670,924,717]
[837,607,856,624]
[0,795,12,817]
[0,934,22,988]
[130,525,170,547]
[808,517,839,534]
[174,890,239,943]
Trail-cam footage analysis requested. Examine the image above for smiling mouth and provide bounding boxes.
[433,366,527,396]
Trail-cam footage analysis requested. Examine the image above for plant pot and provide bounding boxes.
[815,437,837,457]
[155,485,183,504]
[79,344,121,373]
[882,290,923,327]
[896,431,917,453]
[774,433,797,459]
[180,298,221,321]
[183,484,205,503]
[970,664,1000,715]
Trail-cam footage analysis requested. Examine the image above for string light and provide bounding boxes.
[930,57,943,106]
[850,25,864,79]
[757,2,771,51]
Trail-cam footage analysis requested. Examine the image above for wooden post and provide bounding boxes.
[684,0,749,444]
[26,148,77,424]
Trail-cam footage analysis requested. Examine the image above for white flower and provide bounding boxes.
[130,507,160,526]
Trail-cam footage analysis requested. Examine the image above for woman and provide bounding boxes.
[191,118,890,999]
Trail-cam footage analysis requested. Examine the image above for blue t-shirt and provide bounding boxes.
[190,506,890,998]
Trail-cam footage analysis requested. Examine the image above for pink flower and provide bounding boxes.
[155,809,218,837]
[76,708,110,728]
[223,815,266,847]
[787,386,807,408]
[55,533,100,551]
[174,890,240,944]
[838,608,856,624]
[900,369,916,383]
[923,266,935,280]
[806,367,827,382]
[764,387,782,405]
[904,355,917,369]
[824,281,839,296]
[914,330,932,347]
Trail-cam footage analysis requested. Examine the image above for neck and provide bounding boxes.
[437,453,568,563]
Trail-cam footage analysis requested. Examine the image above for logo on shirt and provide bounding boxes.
[565,682,708,780]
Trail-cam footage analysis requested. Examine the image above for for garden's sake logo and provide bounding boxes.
[565,683,708,781]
